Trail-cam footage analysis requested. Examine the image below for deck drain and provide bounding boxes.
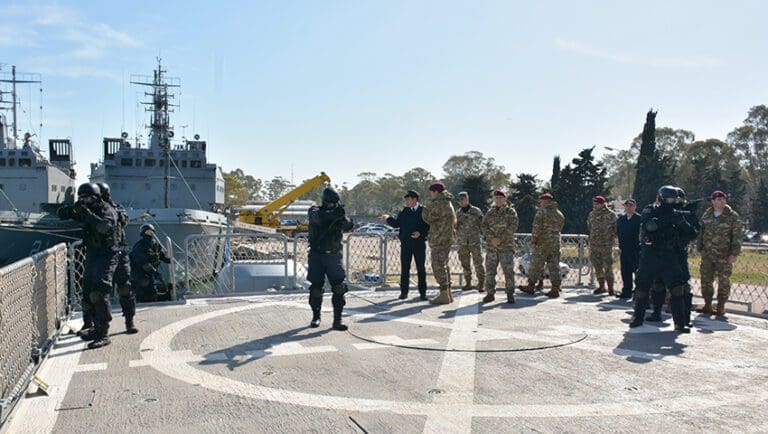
[144,398,159,403]
[262,371,274,376]
[428,389,444,395]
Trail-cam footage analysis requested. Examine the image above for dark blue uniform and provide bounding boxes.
[307,199,354,330]
[386,205,430,297]
[616,212,641,298]
[106,200,138,331]
[629,201,697,332]
[130,235,171,302]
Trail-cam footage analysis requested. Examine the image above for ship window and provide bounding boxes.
[0,158,5,166]
[190,160,202,168]
[135,159,142,167]
[145,159,156,167]
[181,160,187,168]
[61,185,65,192]
[159,159,166,167]
[19,158,31,167]
[121,158,133,166]
[8,159,15,167]
[51,185,57,192]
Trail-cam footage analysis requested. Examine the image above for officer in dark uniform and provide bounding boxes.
[97,183,138,334]
[645,187,699,326]
[629,185,697,333]
[58,183,119,349]
[307,188,354,330]
[130,224,172,302]
[382,190,430,300]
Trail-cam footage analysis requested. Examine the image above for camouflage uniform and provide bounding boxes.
[587,206,618,292]
[422,190,457,292]
[481,203,519,296]
[528,201,565,286]
[456,204,485,290]
[697,205,742,305]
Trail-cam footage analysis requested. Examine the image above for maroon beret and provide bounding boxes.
[428,182,445,192]
[710,190,726,200]
[493,189,506,198]
[539,193,553,200]
[593,195,606,204]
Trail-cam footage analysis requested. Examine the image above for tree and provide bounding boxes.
[442,151,509,195]
[549,155,560,191]
[633,109,671,207]
[461,174,492,212]
[509,173,540,233]
[727,105,768,218]
[265,176,293,200]
[554,147,610,233]
[223,172,249,208]
[228,168,264,202]
[400,167,435,198]
[752,178,768,233]
[675,139,747,209]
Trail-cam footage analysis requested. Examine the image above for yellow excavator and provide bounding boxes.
[237,172,331,236]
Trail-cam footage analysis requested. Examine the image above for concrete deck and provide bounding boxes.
[5,287,768,433]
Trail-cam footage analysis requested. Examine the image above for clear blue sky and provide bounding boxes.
[2,1,766,189]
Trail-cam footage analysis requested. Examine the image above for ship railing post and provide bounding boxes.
[184,235,191,296]
[165,236,176,300]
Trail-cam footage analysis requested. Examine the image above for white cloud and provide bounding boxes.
[555,38,722,68]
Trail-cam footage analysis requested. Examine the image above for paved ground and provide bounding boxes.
[5,287,768,433]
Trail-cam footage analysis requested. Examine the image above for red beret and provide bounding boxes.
[428,182,445,192]
[493,189,506,197]
[593,195,606,204]
[539,193,553,200]
[711,190,726,200]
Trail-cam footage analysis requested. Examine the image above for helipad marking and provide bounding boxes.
[74,362,107,372]
[246,342,337,358]
[135,296,768,432]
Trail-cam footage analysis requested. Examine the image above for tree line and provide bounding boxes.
[223,104,768,235]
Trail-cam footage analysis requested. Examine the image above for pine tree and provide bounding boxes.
[752,178,768,233]
[633,109,670,207]
[509,173,540,233]
[550,155,561,191]
[554,148,610,234]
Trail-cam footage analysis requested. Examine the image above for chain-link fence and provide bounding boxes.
[0,243,69,425]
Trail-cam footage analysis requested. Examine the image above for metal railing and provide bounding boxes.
[0,243,70,425]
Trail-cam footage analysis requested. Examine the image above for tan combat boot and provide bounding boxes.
[593,279,606,295]
[477,279,485,293]
[461,279,473,291]
[518,281,536,295]
[607,278,615,296]
[714,297,727,316]
[482,289,495,303]
[695,297,713,314]
[430,287,452,304]
[545,283,560,298]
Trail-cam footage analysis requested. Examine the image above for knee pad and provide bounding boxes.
[669,285,685,297]
[309,285,324,299]
[117,283,133,297]
[331,283,348,296]
[635,290,650,301]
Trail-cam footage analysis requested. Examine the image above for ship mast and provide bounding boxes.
[131,58,179,208]
[0,66,41,148]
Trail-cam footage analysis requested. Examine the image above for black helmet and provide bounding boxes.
[657,185,678,204]
[77,183,101,198]
[140,223,155,235]
[96,182,111,199]
[322,188,340,203]
[676,187,687,200]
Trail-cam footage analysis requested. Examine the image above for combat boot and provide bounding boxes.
[517,281,536,295]
[310,308,321,328]
[628,313,645,328]
[545,283,560,299]
[645,308,662,322]
[461,278,473,291]
[593,279,606,295]
[714,297,727,316]
[398,291,408,300]
[695,297,713,314]
[506,290,515,304]
[482,292,495,303]
[477,279,485,293]
[332,307,347,331]
[76,320,94,338]
[535,280,544,291]
[429,287,452,304]
[125,317,138,334]
[79,328,99,341]
[87,327,111,349]
[419,290,428,301]
[607,278,615,296]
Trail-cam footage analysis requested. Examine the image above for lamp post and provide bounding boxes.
[604,146,632,199]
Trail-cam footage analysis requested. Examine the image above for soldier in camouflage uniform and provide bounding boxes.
[422,182,457,304]
[696,190,742,316]
[518,193,565,298]
[587,195,618,296]
[481,189,519,304]
[456,191,485,292]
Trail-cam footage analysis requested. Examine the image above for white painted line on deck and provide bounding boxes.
[5,319,87,434]
[247,342,338,358]
[73,362,108,372]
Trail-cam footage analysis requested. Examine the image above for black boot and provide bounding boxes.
[398,291,408,300]
[670,296,690,334]
[629,309,645,328]
[646,306,663,322]
[76,320,94,337]
[125,317,138,334]
[79,328,99,341]
[310,308,321,328]
[87,327,111,349]
[419,290,427,301]
[332,307,348,331]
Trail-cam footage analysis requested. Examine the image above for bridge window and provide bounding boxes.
[121,158,133,166]
[8,159,15,167]
[145,159,156,167]
[190,160,202,168]
[135,159,142,167]
[0,158,5,166]
[51,185,57,192]
[60,185,65,192]
[159,159,166,167]
[19,158,31,167]
[181,160,187,168]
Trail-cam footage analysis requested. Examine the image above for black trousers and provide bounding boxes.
[400,239,427,294]
[619,249,639,294]
[307,250,347,312]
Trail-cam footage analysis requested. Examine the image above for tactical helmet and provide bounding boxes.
[77,183,101,198]
[322,188,340,203]
[140,223,155,235]
[97,182,111,199]
[657,185,678,204]
[676,187,687,200]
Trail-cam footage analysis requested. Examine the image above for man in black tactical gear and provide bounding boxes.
[130,224,172,302]
[629,185,698,333]
[307,187,354,330]
[97,182,138,334]
[58,183,119,349]
[645,187,699,326]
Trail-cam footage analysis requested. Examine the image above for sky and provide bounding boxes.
[1,0,766,190]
